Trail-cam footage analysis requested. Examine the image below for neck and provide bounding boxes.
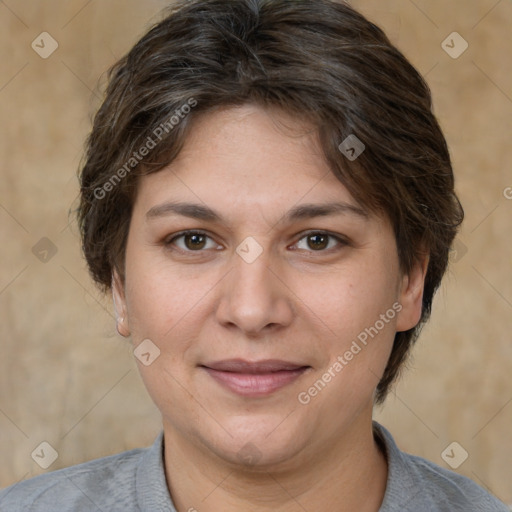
[162,413,388,512]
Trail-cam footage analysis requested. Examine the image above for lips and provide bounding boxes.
[200,359,310,397]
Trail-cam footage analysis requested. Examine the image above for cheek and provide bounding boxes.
[301,256,400,392]
[298,273,398,418]
[123,247,181,339]
[309,264,400,337]
[123,248,221,349]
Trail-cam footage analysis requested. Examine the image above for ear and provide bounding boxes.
[395,252,429,332]
[112,270,131,337]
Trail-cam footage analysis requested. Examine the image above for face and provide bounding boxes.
[113,104,426,469]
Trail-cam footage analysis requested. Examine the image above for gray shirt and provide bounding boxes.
[0,422,508,511]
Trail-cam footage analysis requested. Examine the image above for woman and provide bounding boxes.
[1,0,508,510]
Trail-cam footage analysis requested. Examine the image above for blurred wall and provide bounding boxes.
[0,0,511,506]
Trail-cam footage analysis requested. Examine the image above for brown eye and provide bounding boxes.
[307,233,329,250]
[166,231,220,252]
[294,231,347,252]
[184,233,207,250]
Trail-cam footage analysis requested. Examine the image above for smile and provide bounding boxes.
[200,359,310,397]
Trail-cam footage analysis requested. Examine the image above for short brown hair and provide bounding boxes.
[77,0,464,403]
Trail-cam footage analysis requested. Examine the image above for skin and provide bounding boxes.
[113,104,428,512]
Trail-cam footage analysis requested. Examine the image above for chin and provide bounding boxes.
[205,420,310,471]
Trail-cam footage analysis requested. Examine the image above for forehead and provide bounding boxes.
[134,104,368,218]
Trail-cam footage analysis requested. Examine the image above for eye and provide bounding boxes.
[294,231,347,252]
[166,231,221,251]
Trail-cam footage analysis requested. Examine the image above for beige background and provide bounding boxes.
[1,0,511,506]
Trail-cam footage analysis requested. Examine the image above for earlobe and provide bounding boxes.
[112,271,131,337]
[395,253,429,332]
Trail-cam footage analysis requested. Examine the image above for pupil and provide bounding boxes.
[186,234,205,250]
[308,234,327,250]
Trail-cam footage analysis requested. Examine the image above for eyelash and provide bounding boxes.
[164,230,349,254]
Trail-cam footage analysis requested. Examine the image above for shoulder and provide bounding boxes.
[374,422,510,512]
[0,446,147,512]
[400,452,508,511]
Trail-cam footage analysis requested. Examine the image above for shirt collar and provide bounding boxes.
[135,431,177,512]
[136,423,416,512]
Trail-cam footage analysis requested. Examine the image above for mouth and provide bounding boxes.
[200,359,311,397]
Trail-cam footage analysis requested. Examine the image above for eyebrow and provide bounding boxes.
[145,200,369,223]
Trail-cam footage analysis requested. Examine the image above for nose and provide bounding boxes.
[215,249,294,336]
